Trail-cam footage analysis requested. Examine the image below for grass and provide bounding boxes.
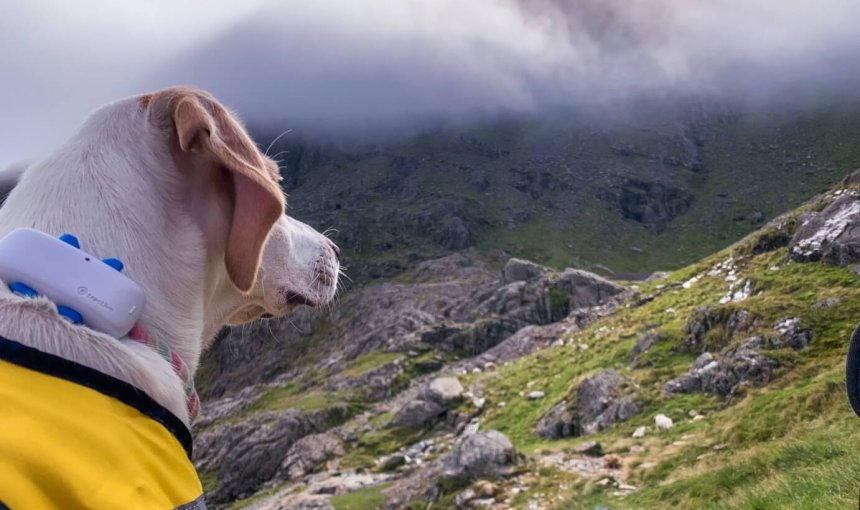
[330,484,391,510]
[342,351,403,377]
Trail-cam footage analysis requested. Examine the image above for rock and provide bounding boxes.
[773,317,814,350]
[576,370,642,434]
[425,377,464,404]
[527,391,545,400]
[663,340,778,397]
[554,268,626,310]
[474,480,501,497]
[379,454,408,472]
[632,426,647,438]
[536,401,577,439]
[193,410,322,503]
[688,410,700,418]
[278,433,344,480]
[655,414,674,430]
[573,441,604,457]
[630,330,666,366]
[680,306,725,352]
[842,168,860,186]
[503,258,545,283]
[790,193,860,265]
[598,178,694,233]
[440,216,472,250]
[603,454,623,469]
[455,488,478,507]
[390,399,446,428]
[812,298,840,309]
[442,431,516,480]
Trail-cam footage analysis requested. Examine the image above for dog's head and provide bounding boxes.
[141,87,340,342]
[0,87,340,349]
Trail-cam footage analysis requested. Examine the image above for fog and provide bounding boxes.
[3,0,860,161]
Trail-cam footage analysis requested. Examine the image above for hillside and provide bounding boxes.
[193,111,860,509]
[256,101,860,282]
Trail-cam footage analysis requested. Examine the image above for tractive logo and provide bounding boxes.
[85,292,114,312]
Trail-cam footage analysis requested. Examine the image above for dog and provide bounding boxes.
[0,87,339,509]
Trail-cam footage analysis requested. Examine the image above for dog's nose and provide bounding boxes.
[329,242,341,262]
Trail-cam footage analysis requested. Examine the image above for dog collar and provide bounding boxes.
[126,324,199,422]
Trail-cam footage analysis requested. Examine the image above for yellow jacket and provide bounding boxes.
[0,337,205,510]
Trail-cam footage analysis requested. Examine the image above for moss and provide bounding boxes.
[342,351,403,377]
[330,484,390,510]
[198,470,219,493]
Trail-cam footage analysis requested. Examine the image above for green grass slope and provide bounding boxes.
[464,185,860,508]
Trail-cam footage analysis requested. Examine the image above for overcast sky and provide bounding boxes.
[3,0,860,164]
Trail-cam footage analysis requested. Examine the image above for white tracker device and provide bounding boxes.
[0,228,146,337]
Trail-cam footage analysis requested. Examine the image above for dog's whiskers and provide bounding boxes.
[263,130,293,158]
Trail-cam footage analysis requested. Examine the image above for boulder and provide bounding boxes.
[655,414,674,430]
[527,391,546,400]
[536,401,577,439]
[503,258,546,283]
[632,426,647,438]
[442,431,516,480]
[554,268,626,310]
[278,433,344,480]
[790,193,860,265]
[425,377,464,404]
[390,399,446,429]
[573,441,604,457]
[576,370,642,434]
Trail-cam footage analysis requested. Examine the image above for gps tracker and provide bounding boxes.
[0,228,146,337]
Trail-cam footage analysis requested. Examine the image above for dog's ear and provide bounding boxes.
[152,88,285,293]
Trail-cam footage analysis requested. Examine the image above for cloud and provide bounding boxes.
[3,0,860,161]
[154,0,860,127]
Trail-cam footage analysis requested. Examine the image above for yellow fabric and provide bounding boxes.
[0,359,203,510]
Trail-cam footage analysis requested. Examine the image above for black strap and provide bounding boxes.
[845,323,860,418]
[0,336,193,458]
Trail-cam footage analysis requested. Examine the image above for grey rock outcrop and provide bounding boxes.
[383,431,516,509]
[277,433,344,480]
[390,399,446,429]
[503,258,545,283]
[536,370,641,439]
[536,401,576,439]
[441,431,516,480]
[663,338,779,397]
[790,192,860,265]
[554,269,626,310]
[576,370,642,434]
[773,317,814,350]
[194,409,337,503]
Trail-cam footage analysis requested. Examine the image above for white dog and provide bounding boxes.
[0,87,339,509]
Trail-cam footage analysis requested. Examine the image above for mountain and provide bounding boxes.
[255,100,860,282]
[193,106,860,509]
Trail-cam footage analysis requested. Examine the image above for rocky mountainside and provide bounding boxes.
[255,101,860,282]
[195,166,860,509]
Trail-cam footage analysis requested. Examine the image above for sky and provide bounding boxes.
[3,0,860,164]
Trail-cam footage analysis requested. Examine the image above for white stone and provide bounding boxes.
[632,426,647,438]
[655,414,674,430]
[527,391,545,400]
[429,377,465,402]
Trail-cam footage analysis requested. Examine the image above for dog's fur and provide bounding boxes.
[0,87,339,424]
